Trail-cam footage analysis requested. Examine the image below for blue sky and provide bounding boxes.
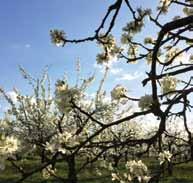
[0,0,111,90]
[0,0,184,115]
[0,1,149,92]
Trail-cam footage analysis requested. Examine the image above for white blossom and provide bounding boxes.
[165,47,182,63]
[161,76,177,94]
[50,29,66,47]
[125,160,148,177]
[96,34,121,65]
[111,160,150,183]
[158,151,172,164]
[42,165,56,179]
[0,135,19,155]
[55,80,81,113]
[112,172,120,181]
[0,135,19,171]
[144,37,155,44]
[158,0,172,13]
[111,85,127,100]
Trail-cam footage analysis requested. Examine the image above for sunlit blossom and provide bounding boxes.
[158,150,172,164]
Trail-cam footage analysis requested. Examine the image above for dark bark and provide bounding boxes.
[41,149,46,163]
[158,135,162,152]
[67,155,77,183]
[167,162,173,176]
[190,144,193,161]
[112,155,121,167]
[125,150,128,162]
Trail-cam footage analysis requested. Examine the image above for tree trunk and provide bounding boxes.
[67,155,77,183]
[41,149,46,163]
[125,150,128,162]
[167,162,173,176]
[158,135,162,152]
[190,144,193,161]
[112,155,121,168]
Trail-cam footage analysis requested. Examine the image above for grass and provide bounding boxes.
[162,162,193,183]
[0,158,193,183]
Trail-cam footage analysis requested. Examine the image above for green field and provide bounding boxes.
[0,158,193,183]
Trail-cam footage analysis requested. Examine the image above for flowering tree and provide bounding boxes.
[49,0,193,182]
[0,64,145,183]
[1,0,193,183]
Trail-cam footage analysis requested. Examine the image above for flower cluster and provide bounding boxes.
[158,151,172,164]
[183,7,193,16]
[0,135,19,170]
[55,80,81,113]
[121,8,151,43]
[42,165,56,179]
[45,131,74,154]
[96,34,121,65]
[45,128,88,155]
[111,85,127,100]
[144,37,155,45]
[50,29,66,47]
[127,44,138,63]
[112,160,150,183]
[164,47,182,63]
[0,135,19,155]
[138,95,153,111]
[158,0,172,13]
[161,76,177,94]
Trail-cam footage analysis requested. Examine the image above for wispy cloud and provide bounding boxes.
[93,61,144,82]
[11,43,31,49]
[116,71,143,81]
[94,62,124,76]
[25,44,31,48]
[110,67,123,75]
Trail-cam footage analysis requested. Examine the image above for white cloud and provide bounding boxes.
[116,71,143,81]
[110,68,123,75]
[11,43,31,49]
[25,44,31,48]
[93,57,119,73]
